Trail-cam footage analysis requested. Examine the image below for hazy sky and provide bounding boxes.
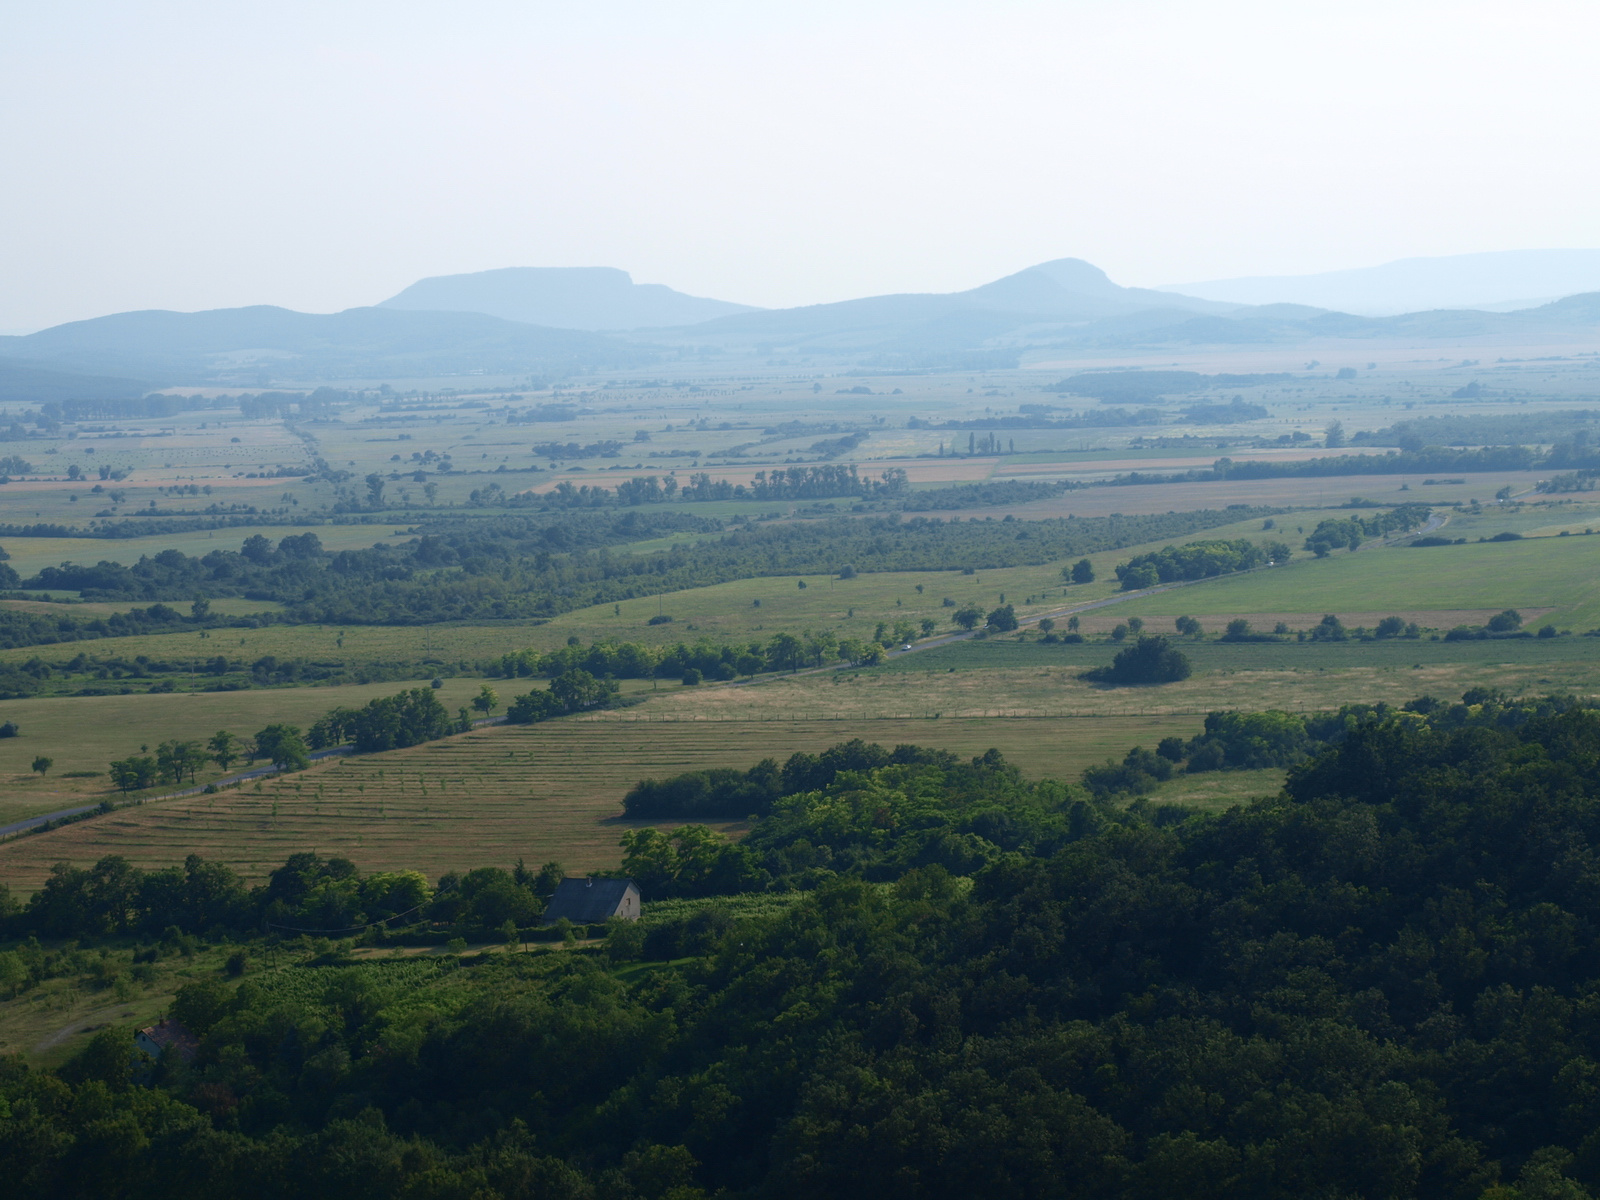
[4,0,1598,331]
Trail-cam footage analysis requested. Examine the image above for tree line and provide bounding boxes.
[2,506,1272,631]
[1113,536,1291,590]
[1102,443,1574,486]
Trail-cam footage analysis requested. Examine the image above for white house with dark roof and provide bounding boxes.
[541,877,640,924]
[135,1018,198,1064]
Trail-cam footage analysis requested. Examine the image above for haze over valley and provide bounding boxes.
[7,5,1600,1197]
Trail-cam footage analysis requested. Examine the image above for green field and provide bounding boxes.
[1110,532,1600,630]
[0,676,492,826]
[0,710,1213,893]
[3,380,1596,908]
[878,632,1600,674]
[0,510,1328,673]
[624,634,1600,728]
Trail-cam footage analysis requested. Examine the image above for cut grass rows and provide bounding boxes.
[0,713,1211,893]
[0,677,489,826]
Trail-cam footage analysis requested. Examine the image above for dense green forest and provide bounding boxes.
[8,692,1600,1196]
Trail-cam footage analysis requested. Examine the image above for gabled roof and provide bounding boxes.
[542,877,638,925]
[136,1018,198,1062]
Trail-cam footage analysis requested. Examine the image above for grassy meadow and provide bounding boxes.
[6,620,1589,893]
[1110,531,1600,630]
[1,372,1596,908]
[0,677,492,826]
[0,710,1215,893]
[0,509,1338,671]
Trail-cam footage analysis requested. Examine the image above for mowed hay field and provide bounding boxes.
[635,637,1600,723]
[0,711,1212,892]
[0,677,490,826]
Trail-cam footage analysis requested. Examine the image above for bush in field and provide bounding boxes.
[1488,608,1524,632]
[1309,613,1348,642]
[1083,635,1192,684]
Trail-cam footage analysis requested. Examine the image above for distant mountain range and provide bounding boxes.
[0,358,149,405]
[650,259,1235,361]
[5,253,1600,397]
[1163,249,1600,315]
[378,266,757,330]
[0,306,652,393]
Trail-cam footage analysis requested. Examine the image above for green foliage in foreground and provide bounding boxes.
[12,695,1600,1195]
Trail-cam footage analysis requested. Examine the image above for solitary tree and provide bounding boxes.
[986,604,1019,632]
[31,756,51,776]
[473,685,499,716]
[209,730,240,771]
[1069,559,1095,585]
[1324,420,1346,449]
[952,606,984,631]
[365,473,386,507]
